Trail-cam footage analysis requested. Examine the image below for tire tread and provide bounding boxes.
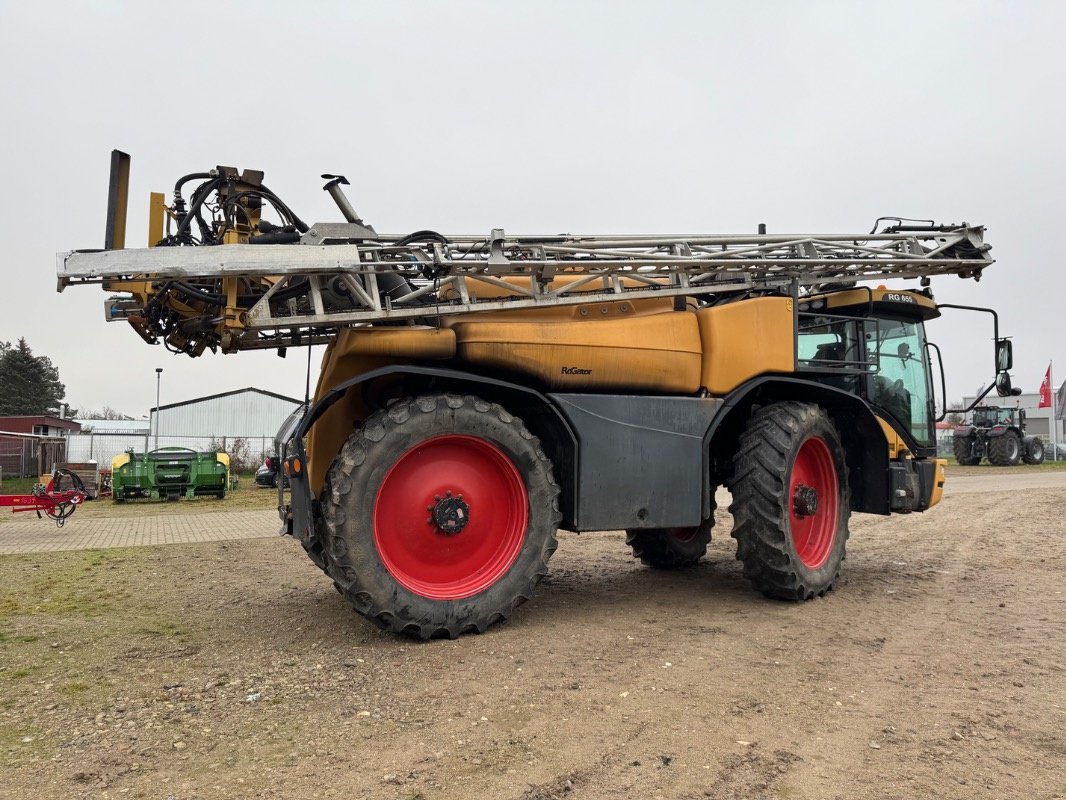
[988,430,1021,466]
[728,401,850,601]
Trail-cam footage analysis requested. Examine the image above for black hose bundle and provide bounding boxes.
[161,170,309,247]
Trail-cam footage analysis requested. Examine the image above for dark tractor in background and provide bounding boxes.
[953,406,1045,466]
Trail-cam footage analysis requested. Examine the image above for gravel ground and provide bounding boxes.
[0,472,1064,799]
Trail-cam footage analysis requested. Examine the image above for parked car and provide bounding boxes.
[255,456,287,488]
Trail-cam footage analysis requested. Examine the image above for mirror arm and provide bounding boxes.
[927,341,949,422]
[935,303,1000,370]
[945,381,999,416]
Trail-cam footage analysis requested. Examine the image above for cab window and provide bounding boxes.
[865,318,933,446]
[797,317,852,365]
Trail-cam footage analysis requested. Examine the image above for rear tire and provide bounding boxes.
[952,435,982,466]
[320,394,561,639]
[1023,437,1045,465]
[626,500,715,569]
[988,430,1021,466]
[728,402,850,600]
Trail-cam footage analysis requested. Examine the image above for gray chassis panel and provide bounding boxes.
[549,393,723,531]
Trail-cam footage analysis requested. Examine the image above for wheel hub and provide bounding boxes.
[793,484,819,518]
[427,491,470,536]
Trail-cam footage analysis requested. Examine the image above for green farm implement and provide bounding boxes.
[111,447,230,502]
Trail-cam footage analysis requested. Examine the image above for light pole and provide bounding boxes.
[154,368,163,450]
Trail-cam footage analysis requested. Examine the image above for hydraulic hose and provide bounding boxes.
[249,230,301,244]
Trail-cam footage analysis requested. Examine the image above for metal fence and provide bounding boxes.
[64,432,277,472]
[0,432,67,479]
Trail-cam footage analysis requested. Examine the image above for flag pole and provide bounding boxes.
[1053,361,1058,462]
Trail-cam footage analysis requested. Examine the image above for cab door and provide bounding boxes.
[864,317,936,450]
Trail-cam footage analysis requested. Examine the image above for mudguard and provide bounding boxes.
[282,365,578,542]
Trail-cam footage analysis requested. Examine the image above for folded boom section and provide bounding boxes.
[54,156,993,355]
[58,225,992,355]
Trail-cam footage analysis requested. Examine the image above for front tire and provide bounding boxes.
[1023,437,1045,465]
[320,394,561,639]
[728,402,850,600]
[988,430,1021,466]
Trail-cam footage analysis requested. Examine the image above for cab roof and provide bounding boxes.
[799,287,940,321]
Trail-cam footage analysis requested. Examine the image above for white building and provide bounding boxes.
[961,383,1065,440]
[150,387,303,438]
[65,388,303,466]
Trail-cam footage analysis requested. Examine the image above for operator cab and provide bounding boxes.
[797,287,940,456]
[972,406,1023,428]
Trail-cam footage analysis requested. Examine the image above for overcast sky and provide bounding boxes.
[1,1,1063,417]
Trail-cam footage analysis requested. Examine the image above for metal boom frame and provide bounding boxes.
[57,224,992,351]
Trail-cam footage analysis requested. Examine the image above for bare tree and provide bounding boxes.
[945,401,965,426]
[228,437,252,473]
[80,406,133,420]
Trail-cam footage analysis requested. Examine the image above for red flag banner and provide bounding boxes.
[1039,364,1052,408]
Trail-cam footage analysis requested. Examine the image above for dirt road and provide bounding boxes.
[1,470,1064,799]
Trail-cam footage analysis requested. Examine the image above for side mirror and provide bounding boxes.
[995,371,1022,397]
[995,371,1011,396]
[996,339,1013,371]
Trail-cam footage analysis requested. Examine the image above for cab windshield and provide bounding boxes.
[865,318,934,446]
[973,408,1017,427]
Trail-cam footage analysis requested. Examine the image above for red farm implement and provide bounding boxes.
[0,469,88,527]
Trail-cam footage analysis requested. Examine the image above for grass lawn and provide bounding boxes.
[0,476,39,494]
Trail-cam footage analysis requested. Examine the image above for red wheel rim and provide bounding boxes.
[667,527,699,543]
[789,436,839,569]
[373,435,528,600]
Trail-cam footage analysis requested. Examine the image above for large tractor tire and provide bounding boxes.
[320,394,561,639]
[1023,436,1045,465]
[728,402,850,601]
[988,430,1022,466]
[626,499,715,569]
[952,435,982,466]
